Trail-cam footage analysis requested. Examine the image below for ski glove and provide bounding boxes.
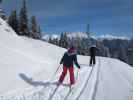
[77,65,80,69]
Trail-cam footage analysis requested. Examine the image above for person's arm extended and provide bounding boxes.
[60,53,65,64]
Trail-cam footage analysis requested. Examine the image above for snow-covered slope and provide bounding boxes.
[0,18,65,94]
[0,18,133,100]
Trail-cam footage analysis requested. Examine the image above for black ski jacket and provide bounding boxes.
[89,47,99,57]
[60,52,80,68]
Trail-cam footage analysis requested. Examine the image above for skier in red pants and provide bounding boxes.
[58,46,80,86]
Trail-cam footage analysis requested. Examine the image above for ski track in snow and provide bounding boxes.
[0,64,100,100]
[76,57,101,100]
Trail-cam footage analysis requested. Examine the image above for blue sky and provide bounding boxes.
[1,0,133,37]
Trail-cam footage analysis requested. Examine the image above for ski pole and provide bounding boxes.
[54,64,61,75]
[50,64,61,81]
[75,69,79,82]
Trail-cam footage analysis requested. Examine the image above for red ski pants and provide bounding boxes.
[59,66,75,85]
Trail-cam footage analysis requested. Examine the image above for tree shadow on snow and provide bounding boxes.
[19,73,70,88]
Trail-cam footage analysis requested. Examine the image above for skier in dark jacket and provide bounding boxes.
[89,45,99,66]
[58,46,80,85]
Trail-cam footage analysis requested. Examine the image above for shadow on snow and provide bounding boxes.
[19,73,70,87]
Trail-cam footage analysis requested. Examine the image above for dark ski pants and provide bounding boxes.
[59,66,75,85]
[90,56,96,65]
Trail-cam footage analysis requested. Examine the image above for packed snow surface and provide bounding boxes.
[0,18,133,100]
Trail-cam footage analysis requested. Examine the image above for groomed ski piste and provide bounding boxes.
[0,18,133,100]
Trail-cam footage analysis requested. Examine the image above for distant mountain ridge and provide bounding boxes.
[43,32,130,41]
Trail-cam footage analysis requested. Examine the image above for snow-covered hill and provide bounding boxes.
[0,18,133,100]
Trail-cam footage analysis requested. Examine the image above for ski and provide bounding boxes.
[48,82,71,100]
[48,85,60,100]
[64,85,75,100]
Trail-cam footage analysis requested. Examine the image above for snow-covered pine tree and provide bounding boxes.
[37,25,42,39]
[127,38,133,66]
[0,8,4,19]
[30,16,38,38]
[48,36,53,44]
[59,32,68,48]
[18,0,29,36]
[30,16,42,39]
[8,10,19,34]
[86,24,90,38]
[74,35,82,54]
[0,7,7,20]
